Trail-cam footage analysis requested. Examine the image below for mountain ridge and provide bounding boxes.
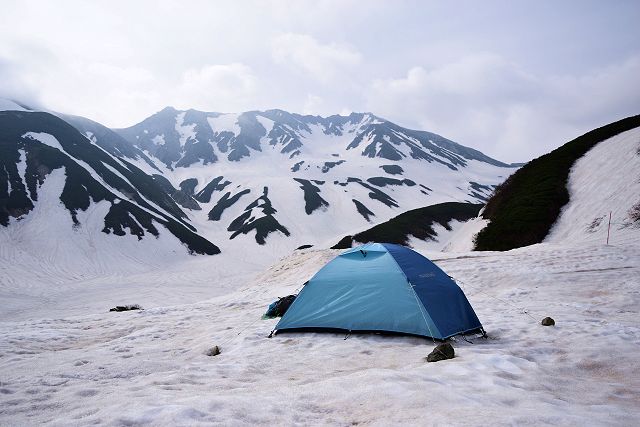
[474,113,640,251]
[0,99,516,270]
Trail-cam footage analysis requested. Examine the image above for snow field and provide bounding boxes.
[2,103,639,425]
[1,242,638,426]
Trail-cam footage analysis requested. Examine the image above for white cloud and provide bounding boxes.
[0,57,42,108]
[0,1,638,159]
[271,33,362,83]
[176,63,258,112]
[302,94,324,115]
[36,61,161,127]
[367,53,640,162]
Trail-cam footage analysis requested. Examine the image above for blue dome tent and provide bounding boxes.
[274,243,483,340]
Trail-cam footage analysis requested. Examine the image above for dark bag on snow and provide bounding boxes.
[265,295,297,318]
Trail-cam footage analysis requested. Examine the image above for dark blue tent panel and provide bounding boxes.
[275,243,482,340]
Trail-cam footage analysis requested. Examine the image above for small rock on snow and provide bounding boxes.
[206,346,221,356]
[109,304,142,312]
[426,343,455,362]
[541,317,555,326]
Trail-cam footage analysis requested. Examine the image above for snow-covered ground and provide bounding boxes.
[1,240,639,426]
[1,120,638,425]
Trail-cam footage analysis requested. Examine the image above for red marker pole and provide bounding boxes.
[606,211,612,245]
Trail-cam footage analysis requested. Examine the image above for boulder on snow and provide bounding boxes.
[206,346,221,356]
[109,304,142,312]
[426,343,455,362]
[541,317,555,326]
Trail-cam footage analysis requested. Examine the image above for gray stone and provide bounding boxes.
[541,317,555,326]
[109,304,142,312]
[426,343,455,362]
[206,346,221,356]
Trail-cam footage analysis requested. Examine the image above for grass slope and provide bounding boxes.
[332,202,483,249]
[474,114,640,251]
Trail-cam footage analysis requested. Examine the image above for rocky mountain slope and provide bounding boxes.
[1,100,518,272]
[0,110,218,255]
[111,107,516,257]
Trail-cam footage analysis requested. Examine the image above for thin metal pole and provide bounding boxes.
[606,211,612,245]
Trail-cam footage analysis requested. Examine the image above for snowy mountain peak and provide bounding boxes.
[115,108,508,169]
[1,104,517,269]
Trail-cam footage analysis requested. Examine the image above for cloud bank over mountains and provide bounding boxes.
[1,0,638,162]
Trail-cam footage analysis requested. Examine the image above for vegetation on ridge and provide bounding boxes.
[332,202,483,248]
[474,114,640,251]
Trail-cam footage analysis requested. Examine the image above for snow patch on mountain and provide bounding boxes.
[546,126,640,245]
[152,134,166,146]
[441,216,490,252]
[407,219,468,252]
[207,113,240,134]
[23,131,64,151]
[175,111,196,148]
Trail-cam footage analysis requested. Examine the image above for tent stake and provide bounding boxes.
[606,211,612,245]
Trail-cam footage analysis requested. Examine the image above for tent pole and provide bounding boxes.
[606,211,612,245]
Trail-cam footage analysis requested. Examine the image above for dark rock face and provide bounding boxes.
[363,139,404,160]
[332,177,399,208]
[227,187,290,244]
[321,160,345,173]
[367,177,416,187]
[152,175,201,211]
[380,164,404,175]
[355,179,399,208]
[352,199,375,222]
[179,178,199,196]
[293,178,329,215]
[227,113,265,161]
[208,189,251,221]
[109,304,142,312]
[468,181,495,202]
[195,176,231,203]
[291,161,304,172]
[541,317,555,326]
[0,111,220,255]
[175,109,218,167]
[426,343,455,362]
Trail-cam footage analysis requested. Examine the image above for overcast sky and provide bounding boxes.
[1,0,639,162]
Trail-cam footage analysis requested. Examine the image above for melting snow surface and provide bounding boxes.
[1,241,639,425]
[2,112,640,425]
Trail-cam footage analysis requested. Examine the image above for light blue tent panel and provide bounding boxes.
[275,243,482,340]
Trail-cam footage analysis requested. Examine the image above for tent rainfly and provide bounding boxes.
[274,243,483,340]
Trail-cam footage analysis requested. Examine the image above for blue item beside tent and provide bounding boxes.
[274,243,482,340]
[264,295,297,318]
